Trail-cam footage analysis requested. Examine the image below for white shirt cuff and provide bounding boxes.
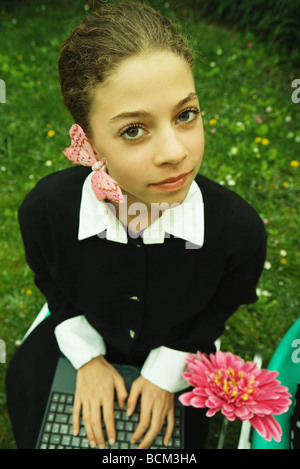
[54,315,106,370]
[141,346,190,393]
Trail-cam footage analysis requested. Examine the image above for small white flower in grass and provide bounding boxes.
[256,288,271,297]
[227,179,236,186]
[228,146,238,156]
[263,290,271,297]
[236,121,245,130]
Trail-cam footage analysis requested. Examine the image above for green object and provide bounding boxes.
[252,318,300,449]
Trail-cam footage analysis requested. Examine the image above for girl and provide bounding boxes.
[6,1,267,449]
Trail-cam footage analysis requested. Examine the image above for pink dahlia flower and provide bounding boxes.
[179,351,292,442]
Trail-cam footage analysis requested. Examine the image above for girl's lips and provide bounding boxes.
[151,172,190,192]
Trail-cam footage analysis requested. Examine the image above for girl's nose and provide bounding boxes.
[153,127,188,166]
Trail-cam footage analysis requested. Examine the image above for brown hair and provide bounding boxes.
[58,1,194,137]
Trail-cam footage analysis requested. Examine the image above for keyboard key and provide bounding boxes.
[61,435,71,446]
[116,420,124,430]
[80,438,89,448]
[52,423,60,433]
[41,433,50,444]
[71,436,81,447]
[59,424,69,435]
[55,413,68,424]
[38,391,184,449]
[47,412,55,422]
[125,421,133,432]
[45,423,52,433]
[50,434,61,445]
[120,442,129,449]
[64,404,73,414]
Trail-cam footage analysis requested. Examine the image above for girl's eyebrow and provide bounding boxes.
[109,92,198,123]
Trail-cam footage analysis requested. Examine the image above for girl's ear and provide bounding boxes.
[88,137,101,160]
[87,137,107,167]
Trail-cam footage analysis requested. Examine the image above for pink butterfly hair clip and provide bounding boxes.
[63,124,124,203]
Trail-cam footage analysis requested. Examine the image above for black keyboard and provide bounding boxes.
[38,391,183,449]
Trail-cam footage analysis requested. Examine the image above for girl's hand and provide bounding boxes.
[127,376,174,449]
[72,355,128,448]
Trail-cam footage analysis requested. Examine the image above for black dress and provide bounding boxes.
[6,167,267,448]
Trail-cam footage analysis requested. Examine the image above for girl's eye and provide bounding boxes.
[120,124,145,141]
[177,109,199,123]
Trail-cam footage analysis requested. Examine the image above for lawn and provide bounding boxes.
[0,0,299,449]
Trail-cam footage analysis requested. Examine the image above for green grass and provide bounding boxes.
[0,0,299,449]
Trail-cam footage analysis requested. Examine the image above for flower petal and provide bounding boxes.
[250,415,282,443]
[178,391,195,406]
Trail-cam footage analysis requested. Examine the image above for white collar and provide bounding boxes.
[78,171,204,248]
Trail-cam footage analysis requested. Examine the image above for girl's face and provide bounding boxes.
[89,52,204,209]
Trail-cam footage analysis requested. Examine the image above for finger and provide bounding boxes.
[163,408,175,446]
[82,403,104,449]
[91,403,108,449]
[115,377,128,409]
[136,428,157,449]
[102,398,116,446]
[126,382,141,417]
[130,404,151,444]
[136,418,163,449]
[81,404,95,448]
[72,393,82,436]
[136,400,172,449]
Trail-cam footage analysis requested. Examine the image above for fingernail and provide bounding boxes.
[89,440,96,448]
[73,429,78,436]
[126,408,132,416]
[98,443,105,449]
[109,438,115,445]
